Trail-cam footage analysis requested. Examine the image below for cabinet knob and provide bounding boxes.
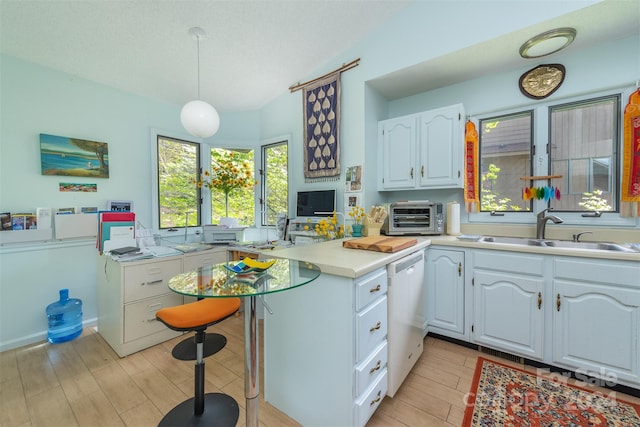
[421,165,424,178]
[370,321,382,332]
[556,293,561,311]
[458,262,462,276]
[369,360,381,375]
[369,284,381,293]
[410,167,414,179]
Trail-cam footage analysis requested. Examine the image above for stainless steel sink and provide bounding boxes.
[479,236,546,246]
[478,236,639,253]
[543,240,638,252]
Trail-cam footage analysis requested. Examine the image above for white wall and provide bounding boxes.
[0,55,260,350]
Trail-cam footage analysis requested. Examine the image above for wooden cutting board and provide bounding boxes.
[342,236,417,253]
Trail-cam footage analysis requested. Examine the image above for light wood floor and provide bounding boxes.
[2,315,639,427]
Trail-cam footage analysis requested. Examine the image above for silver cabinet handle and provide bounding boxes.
[369,390,381,407]
[143,279,163,285]
[369,360,381,375]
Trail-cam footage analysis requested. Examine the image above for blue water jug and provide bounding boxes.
[46,289,83,343]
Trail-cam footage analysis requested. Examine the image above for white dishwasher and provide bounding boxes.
[386,249,425,397]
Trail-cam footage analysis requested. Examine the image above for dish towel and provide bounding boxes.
[464,120,480,212]
[621,89,640,216]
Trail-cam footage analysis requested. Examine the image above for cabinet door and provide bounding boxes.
[417,104,464,189]
[378,116,417,190]
[426,249,464,336]
[552,258,640,386]
[473,270,544,359]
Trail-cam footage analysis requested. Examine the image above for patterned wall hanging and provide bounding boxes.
[464,120,480,212]
[290,58,360,183]
[302,73,341,182]
[621,88,640,216]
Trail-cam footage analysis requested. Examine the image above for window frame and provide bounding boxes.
[469,88,637,227]
[260,138,289,227]
[151,129,289,235]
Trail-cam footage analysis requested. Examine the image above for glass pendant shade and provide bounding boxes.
[180,100,220,138]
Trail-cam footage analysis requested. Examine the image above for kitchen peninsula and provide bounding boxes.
[261,238,430,427]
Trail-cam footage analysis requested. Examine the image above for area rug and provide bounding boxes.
[462,357,640,426]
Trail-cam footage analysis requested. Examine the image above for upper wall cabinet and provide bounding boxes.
[378,104,464,191]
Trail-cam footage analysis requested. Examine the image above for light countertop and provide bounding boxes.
[265,238,431,278]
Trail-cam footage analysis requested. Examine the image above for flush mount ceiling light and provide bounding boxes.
[519,27,577,59]
[181,27,220,138]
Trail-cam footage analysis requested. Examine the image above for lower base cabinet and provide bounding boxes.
[426,248,465,338]
[97,248,227,357]
[264,268,388,427]
[552,257,640,386]
[461,247,640,390]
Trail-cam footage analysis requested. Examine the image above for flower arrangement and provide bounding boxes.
[192,151,256,217]
[348,205,366,225]
[313,211,345,240]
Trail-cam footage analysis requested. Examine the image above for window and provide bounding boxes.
[156,136,201,229]
[261,141,288,226]
[549,96,619,212]
[153,131,287,230]
[210,148,255,226]
[479,112,532,212]
[478,94,620,216]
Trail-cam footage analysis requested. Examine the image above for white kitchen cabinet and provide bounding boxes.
[472,250,545,360]
[378,114,417,190]
[97,247,227,357]
[378,104,464,191]
[552,257,640,387]
[417,104,464,188]
[426,248,465,339]
[264,268,388,427]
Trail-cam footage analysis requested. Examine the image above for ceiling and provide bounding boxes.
[1,1,638,113]
[0,0,411,112]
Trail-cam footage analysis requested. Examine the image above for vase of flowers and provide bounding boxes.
[193,151,256,225]
[348,205,366,237]
[313,211,345,240]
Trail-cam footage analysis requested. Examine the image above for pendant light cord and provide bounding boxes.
[196,34,201,99]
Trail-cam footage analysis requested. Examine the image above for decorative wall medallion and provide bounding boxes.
[518,64,566,99]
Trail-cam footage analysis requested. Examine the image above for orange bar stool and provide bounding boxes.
[156,297,241,426]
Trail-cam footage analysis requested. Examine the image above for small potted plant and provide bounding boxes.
[348,205,366,237]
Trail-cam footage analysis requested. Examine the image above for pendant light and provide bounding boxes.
[181,27,220,138]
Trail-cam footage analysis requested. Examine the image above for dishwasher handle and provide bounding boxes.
[387,251,424,277]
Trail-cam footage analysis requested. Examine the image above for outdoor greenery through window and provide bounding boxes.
[157,136,200,229]
[209,148,255,226]
[261,142,288,226]
[156,134,287,230]
[549,96,618,212]
[479,94,619,213]
[479,112,532,212]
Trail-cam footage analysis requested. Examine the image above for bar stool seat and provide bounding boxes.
[156,297,241,427]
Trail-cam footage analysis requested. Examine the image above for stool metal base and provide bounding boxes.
[171,333,226,361]
[158,393,239,427]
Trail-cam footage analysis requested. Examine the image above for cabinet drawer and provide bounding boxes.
[183,250,226,272]
[355,341,387,397]
[355,368,387,427]
[123,259,182,303]
[356,296,387,362]
[124,293,183,342]
[355,269,388,311]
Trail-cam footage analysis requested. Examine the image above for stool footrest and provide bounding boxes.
[172,333,227,361]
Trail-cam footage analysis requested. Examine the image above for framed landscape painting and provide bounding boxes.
[40,133,109,178]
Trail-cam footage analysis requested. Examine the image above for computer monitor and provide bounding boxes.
[296,189,336,217]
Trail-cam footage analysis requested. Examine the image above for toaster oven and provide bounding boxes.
[381,201,443,236]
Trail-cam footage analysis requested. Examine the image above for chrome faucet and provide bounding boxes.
[536,208,563,239]
[572,231,592,242]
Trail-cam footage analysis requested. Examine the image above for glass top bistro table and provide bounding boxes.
[168,257,321,427]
